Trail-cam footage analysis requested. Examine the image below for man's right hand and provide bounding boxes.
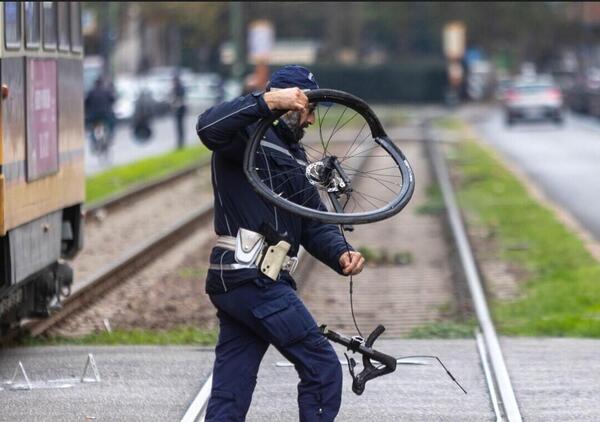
[263,88,309,111]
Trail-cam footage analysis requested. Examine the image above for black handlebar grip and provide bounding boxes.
[365,324,386,348]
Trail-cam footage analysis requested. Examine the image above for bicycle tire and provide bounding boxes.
[243,89,415,225]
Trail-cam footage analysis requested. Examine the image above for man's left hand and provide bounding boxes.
[339,251,365,276]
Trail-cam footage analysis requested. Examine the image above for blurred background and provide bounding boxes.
[79,2,600,172]
[82,2,600,104]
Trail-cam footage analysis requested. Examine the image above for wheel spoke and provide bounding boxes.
[342,121,368,162]
[324,106,348,154]
[246,89,414,225]
[349,173,401,195]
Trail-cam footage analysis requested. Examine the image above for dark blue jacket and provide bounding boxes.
[196,93,352,294]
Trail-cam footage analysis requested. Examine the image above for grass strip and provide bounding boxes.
[20,326,218,346]
[446,121,600,337]
[86,144,209,205]
[408,321,477,339]
[416,183,445,215]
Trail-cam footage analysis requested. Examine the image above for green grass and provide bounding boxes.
[20,326,218,346]
[433,116,465,132]
[86,144,210,205]
[449,135,600,337]
[416,183,445,215]
[408,320,477,339]
[357,246,413,266]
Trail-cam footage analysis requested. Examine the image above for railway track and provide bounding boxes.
[85,157,211,215]
[6,141,364,340]
[3,121,523,420]
[424,119,522,422]
[1,158,214,343]
[183,121,523,421]
[24,204,215,337]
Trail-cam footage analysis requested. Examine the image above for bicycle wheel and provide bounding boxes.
[243,89,415,225]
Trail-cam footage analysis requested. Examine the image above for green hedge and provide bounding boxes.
[223,60,448,103]
[309,61,447,103]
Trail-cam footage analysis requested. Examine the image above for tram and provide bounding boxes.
[0,2,85,332]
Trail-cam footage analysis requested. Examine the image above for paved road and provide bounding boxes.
[85,105,211,176]
[0,345,214,422]
[464,106,600,240]
[2,340,599,421]
[249,339,493,421]
[248,338,600,421]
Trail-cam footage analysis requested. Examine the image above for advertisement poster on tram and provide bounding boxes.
[26,58,58,181]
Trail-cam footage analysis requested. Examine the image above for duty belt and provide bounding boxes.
[211,234,299,276]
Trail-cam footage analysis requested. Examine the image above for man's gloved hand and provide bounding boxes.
[339,251,365,276]
[263,88,309,111]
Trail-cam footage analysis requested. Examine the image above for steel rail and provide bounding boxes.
[85,156,211,214]
[23,204,214,337]
[181,373,213,422]
[476,330,502,422]
[425,120,522,422]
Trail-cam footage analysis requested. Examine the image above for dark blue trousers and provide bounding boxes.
[205,280,343,422]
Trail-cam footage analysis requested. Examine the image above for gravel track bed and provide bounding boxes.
[50,221,218,336]
[51,131,434,337]
[300,140,456,337]
[71,166,212,285]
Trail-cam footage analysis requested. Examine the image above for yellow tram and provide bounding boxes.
[0,2,85,331]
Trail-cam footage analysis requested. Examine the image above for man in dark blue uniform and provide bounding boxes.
[196,65,364,421]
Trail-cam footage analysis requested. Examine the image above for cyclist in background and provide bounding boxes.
[84,77,116,154]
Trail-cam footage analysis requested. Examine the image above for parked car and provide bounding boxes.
[142,67,197,115]
[503,77,564,125]
[113,75,139,122]
[185,73,223,110]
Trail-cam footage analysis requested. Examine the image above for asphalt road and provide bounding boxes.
[0,345,215,422]
[2,339,600,421]
[464,106,600,241]
[85,104,211,176]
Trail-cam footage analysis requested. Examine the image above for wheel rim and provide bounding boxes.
[244,89,415,225]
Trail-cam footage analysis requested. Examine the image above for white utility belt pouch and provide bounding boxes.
[215,228,298,280]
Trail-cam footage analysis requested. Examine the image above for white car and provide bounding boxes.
[113,75,139,122]
[503,77,564,125]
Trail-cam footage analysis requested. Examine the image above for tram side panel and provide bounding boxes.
[0,57,85,328]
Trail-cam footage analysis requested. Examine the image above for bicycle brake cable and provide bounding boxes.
[390,355,467,394]
[339,226,466,395]
[339,224,363,339]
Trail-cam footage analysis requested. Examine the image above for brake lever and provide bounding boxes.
[320,324,397,395]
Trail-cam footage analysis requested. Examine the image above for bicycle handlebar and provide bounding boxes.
[320,324,397,395]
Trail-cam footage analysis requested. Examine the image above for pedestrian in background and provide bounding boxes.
[171,72,187,149]
[132,88,154,142]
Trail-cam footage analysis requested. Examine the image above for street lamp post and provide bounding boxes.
[229,2,244,83]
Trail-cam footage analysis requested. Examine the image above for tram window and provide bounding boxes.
[4,2,21,49]
[24,2,40,49]
[43,2,57,50]
[57,2,69,51]
[70,2,82,52]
